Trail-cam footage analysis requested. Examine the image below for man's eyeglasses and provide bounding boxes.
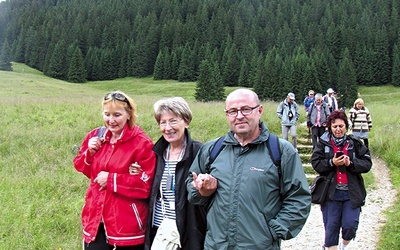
[225,105,260,117]
[104,92,131,107]
[159,118,182,128]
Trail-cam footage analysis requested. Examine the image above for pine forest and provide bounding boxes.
[0,0,400,106]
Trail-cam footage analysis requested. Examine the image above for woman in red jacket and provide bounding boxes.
[74,91,156,250]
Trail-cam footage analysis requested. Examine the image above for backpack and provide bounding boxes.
[205,133,285,198]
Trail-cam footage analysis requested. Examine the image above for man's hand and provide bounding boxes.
[191,172,218,197]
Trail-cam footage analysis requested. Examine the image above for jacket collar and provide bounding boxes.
[153,128,192,159]
[225,120,270,146]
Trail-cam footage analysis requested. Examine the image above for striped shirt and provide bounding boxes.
[153,159,178,227]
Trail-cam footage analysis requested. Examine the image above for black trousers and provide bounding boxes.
[84,223,144,250]
[312,126,326,149]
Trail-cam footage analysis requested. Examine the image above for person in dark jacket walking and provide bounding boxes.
[135,97,206,250]
[311,110,372,250]
[187,89,310,250]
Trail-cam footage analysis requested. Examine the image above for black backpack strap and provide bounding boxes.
[205,136,226,173]
[266,133,284,197]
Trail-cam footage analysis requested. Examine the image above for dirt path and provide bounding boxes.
[281,156,398,249]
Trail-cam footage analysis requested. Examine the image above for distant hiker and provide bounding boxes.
[276,92,300,149]
[323,88,338,113]
[307,93,331,149]
[348,98,372,148]
[303,89,315,115]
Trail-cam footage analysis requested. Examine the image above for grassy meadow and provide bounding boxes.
[0,62,399,249]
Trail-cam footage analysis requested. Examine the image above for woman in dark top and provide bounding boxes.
[132,97,206,250]
[311,110,372,250]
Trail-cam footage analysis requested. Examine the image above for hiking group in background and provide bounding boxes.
[302,87,372,149]
[276,92,300,150]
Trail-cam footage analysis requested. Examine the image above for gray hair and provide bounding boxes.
[314,93,323,100]
[153,97,193,124]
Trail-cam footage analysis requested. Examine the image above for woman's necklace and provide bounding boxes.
[165,139,187,161]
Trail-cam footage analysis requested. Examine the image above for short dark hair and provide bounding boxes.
[326,110,349,134]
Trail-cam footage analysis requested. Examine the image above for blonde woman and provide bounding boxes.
[348,98,372,148]
[74,91,156,249]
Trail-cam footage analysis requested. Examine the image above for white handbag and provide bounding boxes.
[151,184,181,250]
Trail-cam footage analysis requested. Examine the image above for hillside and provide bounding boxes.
[1,0,400,106]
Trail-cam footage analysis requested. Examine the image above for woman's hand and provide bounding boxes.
[88,136,103,155]
[129,162,142,175]
[94,171,109,190]
[333,153,351,167]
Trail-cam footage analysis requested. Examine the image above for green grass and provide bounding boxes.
[358,85,400,250]
[0,62,399,249]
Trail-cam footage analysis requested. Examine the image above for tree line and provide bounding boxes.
[0,0,399,107]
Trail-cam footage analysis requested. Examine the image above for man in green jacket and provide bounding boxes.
[186,88,311,250]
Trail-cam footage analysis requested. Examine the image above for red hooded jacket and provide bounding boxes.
[73,125,156,246]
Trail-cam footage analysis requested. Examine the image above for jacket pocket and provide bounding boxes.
[131,203,144,232]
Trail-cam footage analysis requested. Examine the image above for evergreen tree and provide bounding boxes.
[252,53,266,100]
[262,50,278,100]
[178,44,196,82]
[211,61,225,101]
[0,39,12,71]
[221,39,240,86]
[391,44,400,87]
[195,59,213,101]
[170,49,180,80]
[238,59,250,87]
[67,46,86,83]
[153,49,164,80]
[303,60,321,96]
[84,47,96,81]
[291,46,308,95]
[12,28,26,63]
[47,40,67,80]
[100,49,118,80]
[117,42,129,78]
[195,59,224,101]
[162,48,172,79]
[372,26,391,85]
[337,48,357,108]
[312,49,331,92]
[358,47,374,86]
